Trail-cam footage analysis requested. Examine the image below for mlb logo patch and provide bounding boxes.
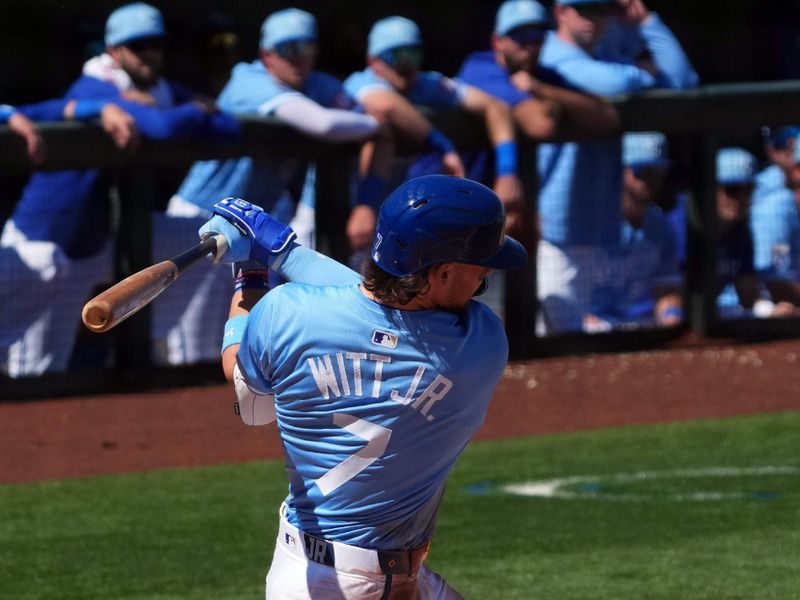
[372,330,398,349]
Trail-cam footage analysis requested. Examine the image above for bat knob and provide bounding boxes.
[82,302,112,333]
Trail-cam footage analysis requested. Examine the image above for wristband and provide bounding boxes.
[426,128,456,155]
[494,141,518,177]
[233,267,269,292]
[222,315,249,354]
[232,260,266,277]
[73,99,107,120]
[0,104,16,124]
[355,174,387,210]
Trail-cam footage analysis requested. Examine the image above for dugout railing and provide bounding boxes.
[2,79,800,399]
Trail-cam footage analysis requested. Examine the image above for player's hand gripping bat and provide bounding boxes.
[81,235,228,333]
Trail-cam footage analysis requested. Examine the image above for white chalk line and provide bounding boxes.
[499,466,800,502]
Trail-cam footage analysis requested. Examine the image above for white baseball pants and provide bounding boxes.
[266,514,464,600]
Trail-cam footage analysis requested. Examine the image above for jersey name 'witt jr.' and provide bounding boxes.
[307,352,453,422]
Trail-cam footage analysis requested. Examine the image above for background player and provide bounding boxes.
[198,175,527,599]
[535,0,698,334]
[0,2,239,376]
[344,16,525,256]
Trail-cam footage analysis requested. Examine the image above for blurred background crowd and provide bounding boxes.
[3,0,800,380]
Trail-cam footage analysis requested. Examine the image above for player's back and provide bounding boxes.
[239,281,508,550]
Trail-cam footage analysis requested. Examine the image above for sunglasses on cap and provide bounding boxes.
[274,39,318,61]
[126,37,165,53]
[572,3,617,19]
[507,27,548,46]
[379,46,424,70]
[631,164,668,179]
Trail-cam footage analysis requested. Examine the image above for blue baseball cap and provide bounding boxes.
[716,148,757,186]
[368,16,422,57]
[623,132,670,168]
[556,0,614,5]
[762,125,799,150]
[495,0,550,35]
[260,8,317,50]
[105,3,165,47]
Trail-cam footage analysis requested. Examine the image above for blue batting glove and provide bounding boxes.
[198,197,296,264]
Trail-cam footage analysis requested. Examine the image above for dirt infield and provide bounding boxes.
[2,338,800,485]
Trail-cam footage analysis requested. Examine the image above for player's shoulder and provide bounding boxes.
[461,50,495,70]
[261,281,354,307]
[304,71,354,108]
[306,70,344,89]
[219,61,284,111]
[466,300,507,335]
[344,68,392,94]
[540,31,582,62]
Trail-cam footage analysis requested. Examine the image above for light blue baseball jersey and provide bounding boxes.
[344,67,468,107]
[590,205,679,323]
[750,186,800,281]
[537,18,698,246]
[753,164,787,204]
[177,60,355,213]
[237,282,508,550]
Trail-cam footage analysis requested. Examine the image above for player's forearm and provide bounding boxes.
[483,98,516,148]
[273,96,379,141]
[462,87,514,146]
[361,91,432,144]
[222,273,268,381]
[536,84,620,136]
[512,97,559,140]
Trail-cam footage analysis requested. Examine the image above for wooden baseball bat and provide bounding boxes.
[81,235,228,333]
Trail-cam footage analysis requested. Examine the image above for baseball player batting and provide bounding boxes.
[199,175,528,599]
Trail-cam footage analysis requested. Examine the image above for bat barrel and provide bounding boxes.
[80,235,227,334]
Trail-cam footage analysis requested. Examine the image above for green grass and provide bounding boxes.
[2,412,799,599]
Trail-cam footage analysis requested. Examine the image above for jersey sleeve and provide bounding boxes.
[13,99,70,122]
[271,243,362,286]
[555,55,658,96]
[236,291,279,395]
[639,14,700,89]
[413,72,467,106]
[65,75,121,101]
[111,99,241,141]
[752,191,799,278]
[457,53,530,107]
[344,70,395,102]
[306,72,358,110]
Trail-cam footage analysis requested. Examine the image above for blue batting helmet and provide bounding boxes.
[371,175,528,276]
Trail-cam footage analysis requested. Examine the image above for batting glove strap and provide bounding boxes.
[199,197,296,263]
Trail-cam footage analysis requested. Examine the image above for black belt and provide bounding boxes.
[301,531,430,576]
